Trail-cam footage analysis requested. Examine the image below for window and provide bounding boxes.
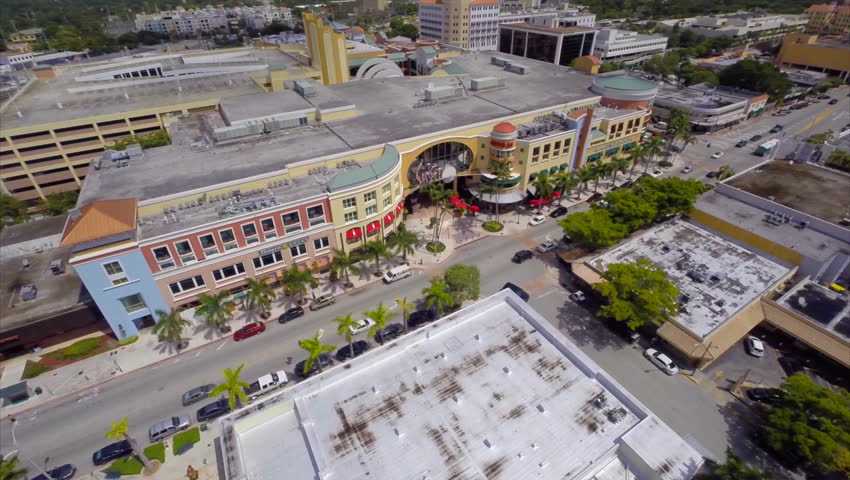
[395,187,400,197]
[343,197,357,209]
[212,263,246,282]
[199,234,219,257]
[382,184,391,195]
[253,251,284,269]
[314,237,330,251]
[174,240,196,264]
[261,218,277,239]
[307,205,325,226]
[344,211,358,223]
[103,261,129,286]
[290,243,307,258]
[152,246,175,270]
[169,275,206,295]
[219,229,238,251]
[119,293,146,313]
[365,205,378,216]
[383,197,392,208]
[281,211,301,233]
[364,191,376,203]
[242,223,259,244]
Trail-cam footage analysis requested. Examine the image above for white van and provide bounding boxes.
[383,265,412,284]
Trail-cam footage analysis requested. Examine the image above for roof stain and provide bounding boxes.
[483,457,508,479]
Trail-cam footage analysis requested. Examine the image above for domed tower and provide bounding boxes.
[475,122,524,206]
[489,122,518,169]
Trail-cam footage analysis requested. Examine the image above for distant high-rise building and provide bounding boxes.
[363,0,389,11]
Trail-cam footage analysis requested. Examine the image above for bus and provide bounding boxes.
[755,139,780,157]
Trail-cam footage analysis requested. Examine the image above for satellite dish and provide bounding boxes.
[441,166,456,183]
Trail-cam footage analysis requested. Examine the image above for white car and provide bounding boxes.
[644,348,679,375]
[570,291,586,302]
[681,166,694,174]
[711,152,724,159]
[649,170,663,178]
[745,336,765,357]
[537,241,558,253]
[350,318,376,335]
[529,215,546,226]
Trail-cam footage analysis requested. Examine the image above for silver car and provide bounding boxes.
[149,415,191,442]
[182,384,215,406]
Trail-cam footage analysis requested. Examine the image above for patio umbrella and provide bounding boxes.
[553,191,561,198]
[468,205,480,212]
[449,196,460,204]
[457,202,468,209]
[530,199,541,207]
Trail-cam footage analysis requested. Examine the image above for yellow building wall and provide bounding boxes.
[777,34,850,72]
[317,108,358,122]
[303,12,350,86]
[762,299,850,368]
[689,209,806,265]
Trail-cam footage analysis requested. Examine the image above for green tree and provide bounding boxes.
[764,373,850,474]
[333,313,359,361]
[553,170,579,204]
[558,209,628,250]
[591,162,607,192]
[594,258,680,330]
[0,193,29,229]
[718,60,792,102]
[196,292,234,331]
[108,130,170,151]
[362,240,392,276]
[489,160,513,221]
[395,296,415,333]
[531,170,554,211]
[695,448,771,480]
[387,223,419,262]
[608,157,630,186]
[806,130,833,145]
[577,165,595,195]
[443,263,480,307]
[627,143,646,179]
[643,136,666,173]
[243,278,274,317]
[152,309,191,347]
[364,301,398,344]
[0,456,27,480]
[297,330,336,374]
[210,364,250,410]
[281,267,315,305]
[36,191,78,216]
[329,248,361,287]
[392,23,419,40]
[716,165,736,180]
[826,150,850,173]
[602,189,658,231]
[422,278,454,316]
[685,69,719,86]
[635,176,706,218]
[105,417,154,473]
[421,182,452,245]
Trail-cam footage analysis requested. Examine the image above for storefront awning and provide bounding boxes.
[396,202,404,214]
[560,163,570,170]
[471,188,527,204]
[366,221,381,234]
[383,212,395,225]
[346,228,362,240]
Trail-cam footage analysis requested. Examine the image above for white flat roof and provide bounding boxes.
[220,291,703,480]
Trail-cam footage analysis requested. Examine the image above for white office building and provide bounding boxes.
[593,29,668,64]
[685,12,807,39]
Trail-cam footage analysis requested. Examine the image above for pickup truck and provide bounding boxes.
[244,370,288,401]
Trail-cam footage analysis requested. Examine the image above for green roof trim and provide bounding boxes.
[387,52,407,62]
[327,145,399,192]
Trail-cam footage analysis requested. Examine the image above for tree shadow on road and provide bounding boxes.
[554,300,625,352]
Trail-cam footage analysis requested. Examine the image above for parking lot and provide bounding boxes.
[702,329,787,390]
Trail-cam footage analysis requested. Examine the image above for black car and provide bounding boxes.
[706,171,718,178]
[408,309,437,328]
[769,125,784,134]
[587,192,603,203]
[295,353,334,378]
[502,282,530,302]
[735,140,748,148]
[92,440,132,466]
[829,99,838,105]
[196,398,231,423]
[512,249,533,264]
[778,356,804,376]
[549,206,568,218]
[746,388,784,405]
[373,323,404,344]
[278,306,305,323]
[817,94,830,100]
[32,464,77,480]
[336,340,369,361]
[749,134,763,141]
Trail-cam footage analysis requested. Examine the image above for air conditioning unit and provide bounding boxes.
[50,259,65,275]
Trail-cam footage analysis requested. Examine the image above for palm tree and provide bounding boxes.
[609,157,630,186]
[281,267,314,305]
[395,296,415,333]
[298,330,335,374]
[387,223,419,263]
[364,301,398,344]
[591,163,606,192]
[152,309,191,347]
[489,160,512,222]
[716,165,736,180]
[577,165,595,195]
[244,278,274,318]
[333,313,359,361]
[477,181,499,220]
[643,136,665,174]
[679,132,697,155]
[210,364,249,410]
[421,182,452,244]
[105,417,154,473]
[422,279,454,316]
[196,291,234,332]
[0,456,27,480]
[362,240,392,276]
[329,248,361,288]
[531,171,554,212]
[627,144,645,178]
[553,170,578,203]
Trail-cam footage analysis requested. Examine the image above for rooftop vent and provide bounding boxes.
[424,85,462,101]
[687,271,707,283]
[715,299,726,307]
[491,56,509,66]
[483,438,494,449]
[49,259,65,275]
[592,393,607,409]
[504,62,529,75]
[469,76,505,91]
[606,407,627,424]
[20,284,38,301]
[661,244,671,253]
[294,79,316,97]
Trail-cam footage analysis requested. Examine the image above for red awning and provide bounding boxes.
[530,199,541,206]
[396,202,404,213]
[468,205,480,212]
[457,202,468,209]
[366,221,381,234]
[553,191,562,198]
[346,228,362,240]
[383,212,395,225]
[449,196,460,204]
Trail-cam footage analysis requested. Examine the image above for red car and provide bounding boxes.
[233,322,265,341]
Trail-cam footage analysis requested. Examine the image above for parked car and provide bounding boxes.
[769,125,784,134]
[373,323,404,343]
[644,348,679,375]
[182,384,215,406]
[310,294,335,311]
[706,171,718,178]
[735,140,748,148]
[383,264,412,284]
[750,134,763,141]
[512,249,533,263]
[350,318,376,335]
[529,215,546,226]
[244,371,287,401]
[569,291,586,302]
[649,170,663,178]
[745,336,765,357]
[408,309,436,328]
[680,166,694,174]
[295,353,334,378]
[549,206,568,218]
[587,192,604,202]
[149,416,191,443]
[746,388,784,405]
[537,241,558,253]
[233,322,265,341]
[278,306,304,324]
[196,398,231,423]
[711,152,723,159]
[336,340,369,361]
[32,464,77,480]
[502,282,530,302]
[607,320,640,344]
[817,94,830,100]
[812,99,821,104]
[92,440,132,466]
[829,98,838,105]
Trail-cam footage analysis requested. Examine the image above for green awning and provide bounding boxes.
[605,146,620,156]
[622,142,636,151]
[529,173,538,180]
[549,167,559,174]
[587,152,603,162]
[560,163,569,170]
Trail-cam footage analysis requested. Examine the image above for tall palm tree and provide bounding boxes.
[329,248,361,287]
[105,417,154,473]
[210,363,249,410]
[395,296,415,333]
[490,161,512,221]
[362,240,392,276]
[422,279,454,316]
[591,163,606,192]
[679,132,697,155]
[364,301,398,344]
[476,181,499,220]
[298,330,335,374]
[244,278,274,318]
[643,136,665,174]
[627,143,645,178]
[553,170,578,204]
[609,157,630,186]
[577,165,595,195]
[196,291,234,331]
[387,223,419,263]
[333,313,359,361]
[716,165,736,180]
[421,182,452,244]
[0,456,27,480]
[531,170,554,201]
[152,309,191,347]
[281,267,314,305]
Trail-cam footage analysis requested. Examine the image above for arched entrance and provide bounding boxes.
[407,142,473,188]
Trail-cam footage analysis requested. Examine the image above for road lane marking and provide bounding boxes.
[535,289,557,299]
[796,108,833,135]
[216,343,226,351]
[194,351,202,358]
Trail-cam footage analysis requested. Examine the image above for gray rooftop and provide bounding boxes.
[219,90,316,124]
[655,83,763,108]
[589,221,791,339]
[779,280,850,341]
[219,291,703,480]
